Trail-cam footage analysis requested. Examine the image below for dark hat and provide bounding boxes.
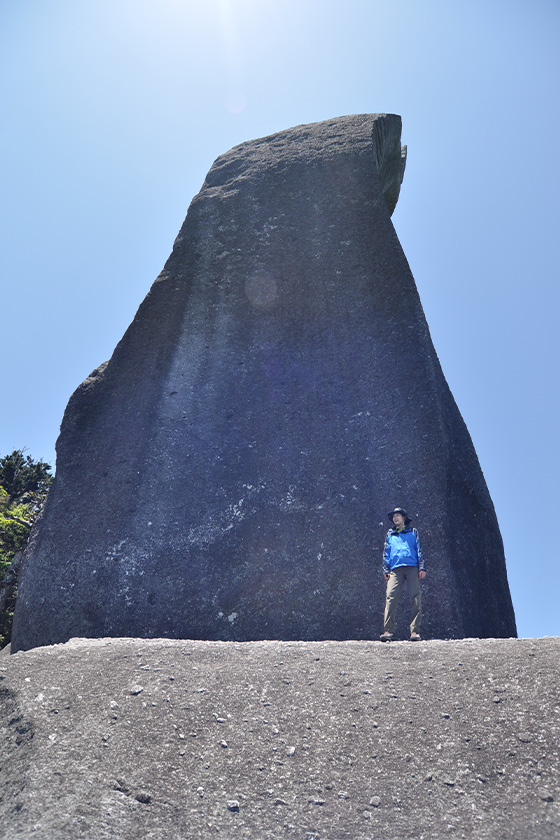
[388,507,411,526]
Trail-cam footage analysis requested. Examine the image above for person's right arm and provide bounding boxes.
[382,531,391,579]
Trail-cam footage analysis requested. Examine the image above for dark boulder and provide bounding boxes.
[12,114,516,651]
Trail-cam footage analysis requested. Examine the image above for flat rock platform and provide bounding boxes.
[1,637,558,839]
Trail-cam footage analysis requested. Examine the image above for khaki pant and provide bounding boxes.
[383,566,422,634]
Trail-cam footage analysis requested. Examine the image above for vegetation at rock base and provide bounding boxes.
[0,450,53,648]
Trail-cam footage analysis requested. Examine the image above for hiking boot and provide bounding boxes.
[409,632,421,641]
[379,632,393,642]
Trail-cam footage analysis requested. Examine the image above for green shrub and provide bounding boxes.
[0,452,53,648]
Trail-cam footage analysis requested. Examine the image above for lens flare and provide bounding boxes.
[245,273,278,308]
[226,94,247,114]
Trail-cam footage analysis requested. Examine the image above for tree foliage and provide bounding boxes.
[0,450,53,648]
[0,450,53,503]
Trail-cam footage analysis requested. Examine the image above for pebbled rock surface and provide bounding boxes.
[1,637,558,839]
[12,114,515,651]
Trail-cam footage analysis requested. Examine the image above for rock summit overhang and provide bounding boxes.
[200,113,407,216]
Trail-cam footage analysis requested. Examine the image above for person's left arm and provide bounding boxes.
[414,528,427,579]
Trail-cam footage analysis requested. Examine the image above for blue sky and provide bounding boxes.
[1,0,558,638]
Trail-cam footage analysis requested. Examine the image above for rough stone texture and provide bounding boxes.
[12,114,516,651]
[1,637,559,839]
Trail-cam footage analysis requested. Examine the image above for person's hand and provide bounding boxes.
[419,570,426,580]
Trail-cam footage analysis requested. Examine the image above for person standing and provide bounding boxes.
[380,507,426,641]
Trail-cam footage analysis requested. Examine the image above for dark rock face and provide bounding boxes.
[1,637,559,839]
[12,114,516,651]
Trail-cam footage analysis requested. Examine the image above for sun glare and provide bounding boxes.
[217,0,248,114]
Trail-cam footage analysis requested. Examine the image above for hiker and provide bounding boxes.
[380,507,426,641]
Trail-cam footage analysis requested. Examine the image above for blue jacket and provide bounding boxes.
[382,527,425,574]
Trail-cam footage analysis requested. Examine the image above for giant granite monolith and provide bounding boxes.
[12,114,516,651]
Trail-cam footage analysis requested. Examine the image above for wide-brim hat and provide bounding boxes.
[388,507,411,526]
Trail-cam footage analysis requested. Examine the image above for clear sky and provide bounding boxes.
[1,0,558,639]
